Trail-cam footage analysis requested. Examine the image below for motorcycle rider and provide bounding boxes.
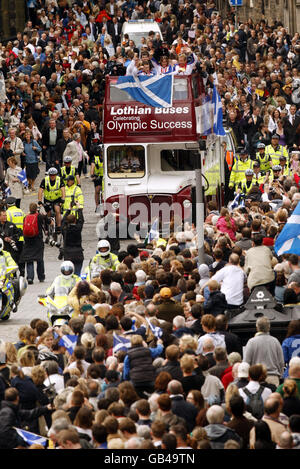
[229,147,253,192]
[89,240,120,278]
[0,237,20,314]
[255,142,272,175]
[0,207,22,267]
[46,261,80,300]
[5,197,25,277]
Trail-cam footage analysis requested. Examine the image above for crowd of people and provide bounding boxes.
[0,0,299,452]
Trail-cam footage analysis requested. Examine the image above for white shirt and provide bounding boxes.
[212,264,246,306]
[44,373,65,394]
[239,380,272,403]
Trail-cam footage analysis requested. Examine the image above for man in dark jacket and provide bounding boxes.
[203,280,228,317]
[123,335,163,398]
[157,288,184,324]
[167,380,198,433]
[0,387,51,449]
[215,314,243,357]
[0,208,22,264]
[204,404,241,449]
[156,345,183,381]
[61,209,84,276]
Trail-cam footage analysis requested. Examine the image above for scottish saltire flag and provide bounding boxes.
[229,192,245,210]
[148,218,159,242]
[146,317,163,338]
[116,74,173,108]
[210,85,226,136]
[15,428,47,447]
[275,202,300,256]
[17,169,29,188]
[4,186,11,197]
[197,86,225,136]
[113,333,131,354]
[58,334,78,355]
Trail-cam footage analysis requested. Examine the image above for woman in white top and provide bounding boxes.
[5,156,24,207]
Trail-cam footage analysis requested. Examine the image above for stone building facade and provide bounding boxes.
[217,0,300,36]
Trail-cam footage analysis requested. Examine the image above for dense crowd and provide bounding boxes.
[0,0,299,452]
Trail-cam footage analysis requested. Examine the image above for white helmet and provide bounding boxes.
[60,261,74,278]
[0,238,4,253]
[48,167,58,175]
[64,155,72,163]
[97,239,111,257]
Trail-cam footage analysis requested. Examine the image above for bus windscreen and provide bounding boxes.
[107,145,145,178]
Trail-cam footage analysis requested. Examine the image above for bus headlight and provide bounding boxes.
[183,199,191,208]
[112,201,120,210]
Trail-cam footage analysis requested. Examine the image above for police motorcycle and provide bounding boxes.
[0,240,27,321]
[85,240,118,281]
[38,261,77,326]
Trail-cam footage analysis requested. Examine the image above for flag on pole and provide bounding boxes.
[146,317,163,338]
[15,428,48,447]
[274,202,300,256]
[229,192,245,210]
[147,218,159,242]
[113,333,131,354]
[115,74,173,108]
[58,334,78,355]
[17,169,29,188]
[4,185,11,197]
[197,85,226,137]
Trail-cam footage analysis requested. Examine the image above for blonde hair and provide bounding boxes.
[283,379,298,398]
[5,342,17,365]
[225,383,240,414]
[179,334,198,352]
[130,334,143,347]
[180,354,195,374]
[80,332,95,349]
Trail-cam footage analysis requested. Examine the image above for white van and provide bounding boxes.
[121,19,163,48]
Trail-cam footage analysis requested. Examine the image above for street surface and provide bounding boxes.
[0,165,128,342]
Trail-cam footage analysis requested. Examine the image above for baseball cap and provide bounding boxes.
[160,287,172,298]
[237,362,250,378]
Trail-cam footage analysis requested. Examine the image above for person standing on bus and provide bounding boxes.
[173,52,198,75]
[151,55,174,75]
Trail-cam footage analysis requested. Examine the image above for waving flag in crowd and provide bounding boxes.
[15,428,47,447]
[58,335,78,355]
[17,169,29,188]
[113,333,131,354]
[275,202,300,256]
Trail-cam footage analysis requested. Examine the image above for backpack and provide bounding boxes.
[23,213,39,238]
[243,385,264,419]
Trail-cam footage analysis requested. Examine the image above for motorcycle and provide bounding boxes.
[0,267,27,321]
[38,294,73,326]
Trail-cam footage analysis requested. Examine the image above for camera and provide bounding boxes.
[45,236,61,248]
[9,240,18,251]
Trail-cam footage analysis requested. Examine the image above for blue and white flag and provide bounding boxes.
[148,218,159,242]
[4,186,11,197]
[113,333,131,354]
[17,169,28,188]
[115,74,173,108]
[58,334,78,355]
[146,317,163,338]
[229,192,245,210]
[15,428,47,447]
[275,202,300,256]
[198,85,226,137]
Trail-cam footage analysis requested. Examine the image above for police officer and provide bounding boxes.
[270,164,283,182]
[90,151,103,212]
[240,169,257,195]
[229,147,253,191]
[60,155,80,186]
[46,261,80,300]
[279,155,291,177]
[6,197,25,277]
[62,174,84,217]
[0,237,19,310]
[38,167,66,233]
[265,134,289,167]
[252,160,266,186]
[255,142,272,175]
[89,240,120,277]
[0,206,22,266]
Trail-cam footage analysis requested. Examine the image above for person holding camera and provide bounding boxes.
[61,208,84,276]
